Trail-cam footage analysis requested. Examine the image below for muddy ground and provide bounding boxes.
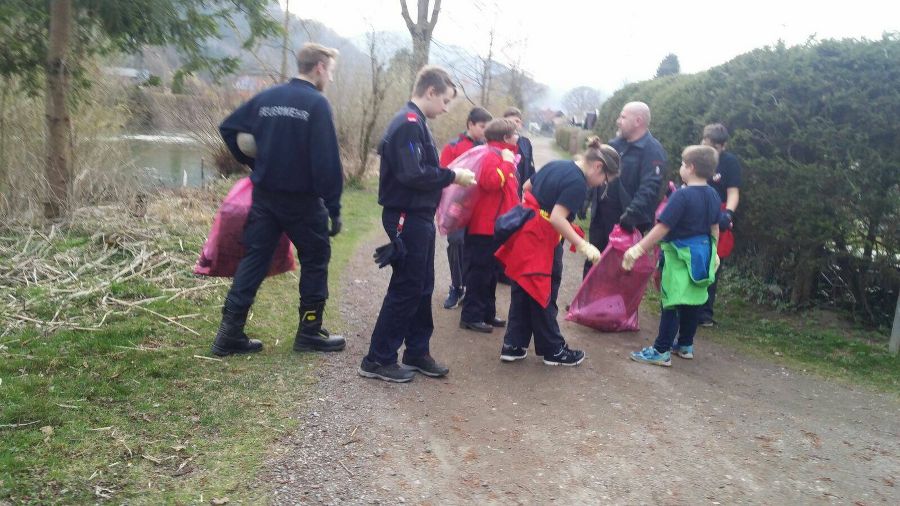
[257,137,899,505]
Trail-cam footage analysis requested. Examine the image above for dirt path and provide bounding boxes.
[260,136,899,505]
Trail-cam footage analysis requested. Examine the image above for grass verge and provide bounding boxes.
[0,184,381,504]
[641,271,900,395]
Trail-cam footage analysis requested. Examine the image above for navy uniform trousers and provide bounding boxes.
[366,209,436,365]
[460,234,499,324]
[503,243,566,357]
[225,186,330,312]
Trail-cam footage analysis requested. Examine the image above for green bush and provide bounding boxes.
[596,35,900,326]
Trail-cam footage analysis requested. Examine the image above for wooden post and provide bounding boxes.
[890,292,899,355]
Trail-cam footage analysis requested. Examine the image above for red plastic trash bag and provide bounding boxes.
[566,225,657,332]
[194,177,296,277]
[436,146,519,235]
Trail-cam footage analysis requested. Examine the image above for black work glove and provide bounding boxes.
[718,209,734,231]
[619,211,638,232]
[329,214,342,237]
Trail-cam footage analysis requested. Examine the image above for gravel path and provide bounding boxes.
[258,136,900,505]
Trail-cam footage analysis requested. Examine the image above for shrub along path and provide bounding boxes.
[260,136,899,504]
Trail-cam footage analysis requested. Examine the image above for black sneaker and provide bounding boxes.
[358,357,415,383]
[401,354,449,377]
[443,286,463,309]
[460,320,494,333]
[543,345,585,366]
[698,319,717,327]
[487,316,507,328]
[500,344,527,362]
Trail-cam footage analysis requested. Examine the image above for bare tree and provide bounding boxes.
[479,27,495,107]
[400,0,441,78]
[45,0,73,219]
[562,86,602,117]
[354,32,390,185]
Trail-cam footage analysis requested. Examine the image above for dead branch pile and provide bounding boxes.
[0,189,228,338]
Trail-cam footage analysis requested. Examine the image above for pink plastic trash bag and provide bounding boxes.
[436,146,520,235]
[194,177,296,277]
[566,225,657,332]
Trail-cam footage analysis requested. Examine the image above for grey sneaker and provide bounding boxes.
[401,354,449,377]
[358,357,415,383]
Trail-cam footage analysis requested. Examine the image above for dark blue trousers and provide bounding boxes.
[653,304,701,353]
[698,264,721,322]
[460,233,498,324]
[447,229,465,289]
[367,210,436,365]
[502,243,566,357]
[225,186,330,312]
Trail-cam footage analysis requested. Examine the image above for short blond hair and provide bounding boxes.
[502,107,523,119]
[484,118,518,142]
[297,42,339,74]
[682,145,718,179]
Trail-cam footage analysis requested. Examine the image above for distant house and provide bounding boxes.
[537,108,566,134]
[233,73,276,99]
[103,67,151,83]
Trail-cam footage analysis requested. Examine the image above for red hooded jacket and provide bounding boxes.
[440,133,480,167]
[467,141,519,236]
[494,191,560,307]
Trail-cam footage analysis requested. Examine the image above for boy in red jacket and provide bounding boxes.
[459,118,520,333]
[439,107,492,309]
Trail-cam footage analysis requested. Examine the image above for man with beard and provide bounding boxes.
[211,43,345,356]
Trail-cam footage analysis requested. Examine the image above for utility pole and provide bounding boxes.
[890,292,899,355]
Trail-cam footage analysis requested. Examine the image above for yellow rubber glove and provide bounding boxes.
[621,244,646,271]
[453,168,477,187]
[577,241,601,264]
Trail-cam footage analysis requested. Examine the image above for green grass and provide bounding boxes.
[0,186,382,504]
[640,271,900,395]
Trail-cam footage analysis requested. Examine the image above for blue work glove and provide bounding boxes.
[718,209,734,231]
[329,213,342,237]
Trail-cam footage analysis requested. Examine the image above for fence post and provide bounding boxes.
[890,292,899,355]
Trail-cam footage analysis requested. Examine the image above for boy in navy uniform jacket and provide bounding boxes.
[211,43,345,357]
[699,123,742,326]
[359,66,477,383]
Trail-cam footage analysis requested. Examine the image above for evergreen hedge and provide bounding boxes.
[593,35,900,326]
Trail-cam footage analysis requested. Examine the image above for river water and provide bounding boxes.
[120,133,210,188]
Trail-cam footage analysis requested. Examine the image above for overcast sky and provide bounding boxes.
[282,0,899,106]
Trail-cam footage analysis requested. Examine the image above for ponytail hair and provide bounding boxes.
[584,136,620,177]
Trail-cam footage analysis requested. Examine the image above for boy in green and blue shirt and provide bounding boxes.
[621,145,721,366]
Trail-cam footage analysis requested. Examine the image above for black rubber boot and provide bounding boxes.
[293,302,345,352]
[210,307,263,356]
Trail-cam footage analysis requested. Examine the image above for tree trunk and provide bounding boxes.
[479,28,495,107]
[400,0,441,81]
[280,0,290,81]
[45,0,73,219]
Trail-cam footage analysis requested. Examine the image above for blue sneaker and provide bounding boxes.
[443,286,464,309]
[630,346,672,367]
[672,344,694,359]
